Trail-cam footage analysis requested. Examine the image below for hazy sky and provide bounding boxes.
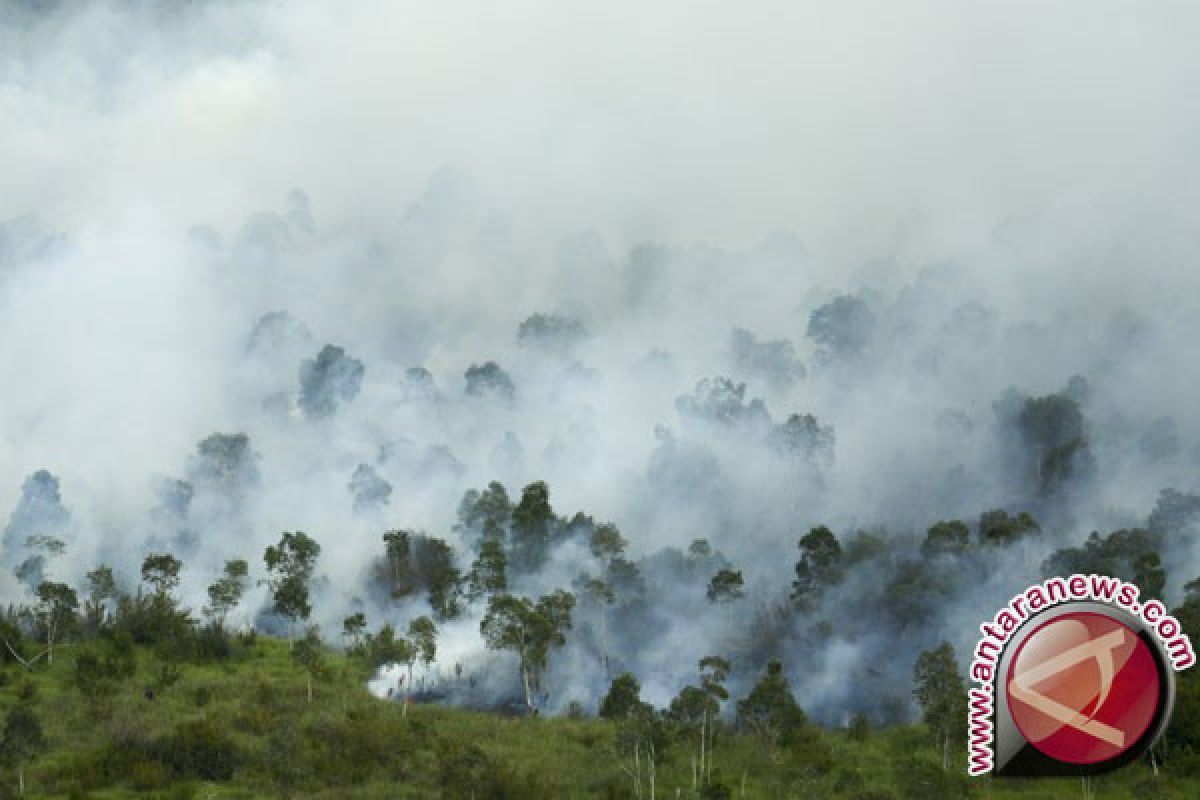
[4,1,1199,263]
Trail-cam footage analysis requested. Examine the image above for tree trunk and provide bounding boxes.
[521,663,535,711]
[600,605,609,679]
[18,764,24,797]
[699,711,707,785]
[307,673,313,704]
[648,741,656,800]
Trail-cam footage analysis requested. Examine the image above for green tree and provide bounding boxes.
[480,590,575,712]
[408,615,438,680]
[34,580,78,666]
[979,510,1039,546]
[263,532,321,645]
[510,481,555,574]
[141,552,183,597]
[292,626,326,703]
[205,558,249,629]
[791,526,843,609]
[467,537,508,602]
[737,661,807,749]
[456,481,512,552]
[600,672,651,720]
[83,565,118,631]
[1,702,46,797]
[913,642,967,769]
[921,520,969,558]
[342,612,367,652]
[706,568,745,626]
[381,529,412,591]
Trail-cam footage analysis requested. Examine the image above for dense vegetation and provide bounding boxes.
[2,505,1200,798]
[3,631,1200,799]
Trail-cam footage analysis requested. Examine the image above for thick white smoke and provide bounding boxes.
[2,1,1199,721]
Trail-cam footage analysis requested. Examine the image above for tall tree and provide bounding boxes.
[34,581,78,666]
[1,703,46,797]
[263,532,321,645]
[141,553,183,598]
[737,661,807,749]
[791,526,843,610]
[706,568,745,626]
[480,590,575,712]
[205,558,249,629]
[292,626,325,704]
[510,481,555,574]
[83,565,118,631]
[408,615,438,684]
[913,642,968,769]
[342,612,367,652]
[921,520,970,558]
[466,537,507,602]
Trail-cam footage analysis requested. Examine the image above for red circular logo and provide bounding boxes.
[1006,611,1160,765]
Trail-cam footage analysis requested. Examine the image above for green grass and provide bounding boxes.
[1,637,1197,799]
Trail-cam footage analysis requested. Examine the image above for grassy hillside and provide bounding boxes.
[0,635,1198,799]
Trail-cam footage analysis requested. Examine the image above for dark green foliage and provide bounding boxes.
[1002,386,1093,495]
[481,590,575,711]
[1042,528,1166,597]
[263,531,321,636]
[141,553,183,597]
[792,525,843,608]
[511,481,556,574]
[599,673,651,720]
[736,661,807,747]
[912,642,967,768]
[1,702,45,794]
[457,482,513,549]
[921,520,969,558]
[467,537,507,601]
[882,559,952,629]
[377,530,463,619]
[204,558,248,628]
[978,509,1039,546]
[706,569,744,606]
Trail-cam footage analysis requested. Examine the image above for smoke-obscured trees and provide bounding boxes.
[791,526,843,611]
[518,312,587,355]
[806,295,876,363]
[205,558,249,630]
[348,464,392,514]
[464,361,515,403]
[707,569,745,627]
[480,589,575,712]
[736,661,808,749]
[263,532,321,644]
[298,344,364,418]
[913,642,967,770]
[729,327,805,390]
[2,470,70,579]
[374,530,463,620]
